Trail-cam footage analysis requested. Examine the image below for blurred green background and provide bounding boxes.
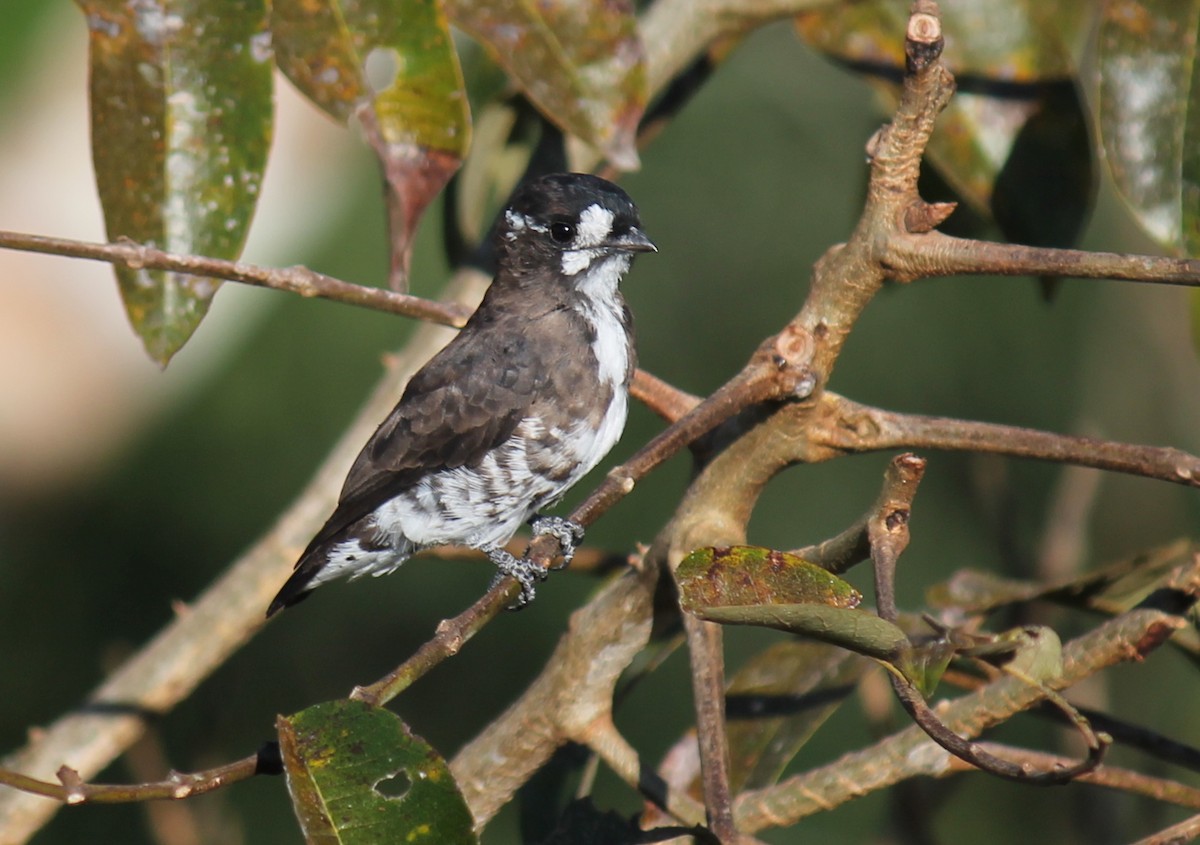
[1,5,1198,844]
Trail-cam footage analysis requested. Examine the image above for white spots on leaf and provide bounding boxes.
[131,0,183,47]
[365,48,401,94]
[250,31,273,64]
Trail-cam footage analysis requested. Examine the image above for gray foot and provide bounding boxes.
[484,546,547,609]
[530,515,585,570]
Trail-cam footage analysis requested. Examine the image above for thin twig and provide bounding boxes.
[1128,812,1200,845]
[812,392,1200,488]
[885,671,1107,785]
[866,455,1110,784]
[888,230,1200,287]
[0,230,471,327]
[0,754,262,805]
[350,580,515,706]
[632,368,702,424]
[942,742,1200,809]
[682,614,737,842]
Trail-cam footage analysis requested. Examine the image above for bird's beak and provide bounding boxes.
[610,227,658,254]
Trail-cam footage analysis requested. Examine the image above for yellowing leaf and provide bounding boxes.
[676,546,862,612]
[448,0,646,170]
[273,0,470,286]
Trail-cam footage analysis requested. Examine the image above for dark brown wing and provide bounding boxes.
[267,319,544,616]
[314,320,542,552]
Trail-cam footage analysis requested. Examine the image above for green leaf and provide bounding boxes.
[79,0,273,365]
[1098,0,1200,253]
[725,641,867,793]
[927,539,1197,616]
[894,636,956,697]
[448,0,646,170]
[273,0,470,284]
[992,626,1063,683]
[926,539,1200,663]
[695,603,910,664]
[676,546,862,612]
[278,700,477,845]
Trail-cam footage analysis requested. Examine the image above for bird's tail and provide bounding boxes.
[266,540,335,618]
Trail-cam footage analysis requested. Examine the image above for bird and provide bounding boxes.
[267,173,656,616]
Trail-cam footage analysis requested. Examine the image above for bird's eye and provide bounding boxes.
[550,222,575,244]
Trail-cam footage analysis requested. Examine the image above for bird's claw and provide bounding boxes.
[530,515,585,570]
[486,547,548,610]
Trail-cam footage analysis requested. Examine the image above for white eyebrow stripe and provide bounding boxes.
[574,204,615,248]
[504,209,548,235]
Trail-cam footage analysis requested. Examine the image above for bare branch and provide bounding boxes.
[632,368,702,424]
[888,230,1200,287]
[0,229,470,327]
[1129,812,1200,845]
[811,393,1200,488]
[682,615,737,842]
[943,743,1200,809]
[0,753,262,806]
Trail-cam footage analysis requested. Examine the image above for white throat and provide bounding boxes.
[572,253,631,388]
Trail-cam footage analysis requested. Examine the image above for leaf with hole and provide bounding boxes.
[278,700,476,845]
[78,0,273,365]
[272,0,470,286]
